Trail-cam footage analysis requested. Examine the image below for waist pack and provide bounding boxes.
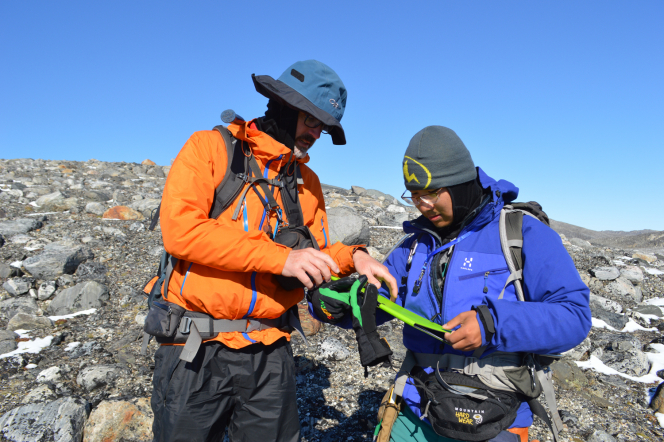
[142,298,303,362]
[411,368,522,441]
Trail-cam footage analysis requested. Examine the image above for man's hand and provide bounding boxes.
[443,311,483,352]
[281,248,340,289]
[352,249,398,301]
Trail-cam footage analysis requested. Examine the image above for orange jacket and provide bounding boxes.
[158,120,359,348]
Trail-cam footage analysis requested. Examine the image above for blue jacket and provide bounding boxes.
[378,168,591,428]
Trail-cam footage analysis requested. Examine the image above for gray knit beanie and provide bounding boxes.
[402,125,476,191]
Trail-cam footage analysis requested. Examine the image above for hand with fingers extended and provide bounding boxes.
[352,248,399,301]
[281,248,340,290]
[442,311,483,352]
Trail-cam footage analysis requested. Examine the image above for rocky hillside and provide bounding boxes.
[550,220,664,253]
[1,157,664,442]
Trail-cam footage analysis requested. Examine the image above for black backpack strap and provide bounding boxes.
[209,126,250,219]
[527,398,560,442]
[279,159,304,227]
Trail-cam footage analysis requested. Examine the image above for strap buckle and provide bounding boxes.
[179,317,192,334]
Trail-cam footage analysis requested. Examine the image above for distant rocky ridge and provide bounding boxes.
[550,220,664,254]
[0,157,664,442]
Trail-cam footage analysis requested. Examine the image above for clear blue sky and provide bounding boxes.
[1,1,662,231]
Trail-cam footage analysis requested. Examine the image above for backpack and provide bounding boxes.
[389,201,564,442]
[140,119,311,360]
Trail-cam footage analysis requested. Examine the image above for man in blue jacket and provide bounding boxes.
[312,125,591,442]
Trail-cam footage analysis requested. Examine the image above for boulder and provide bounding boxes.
[7,313,53,331]
[83,190,111,202]
[21,385,57,404]
[377,211,409,227]
[2,278,31,296]
[48,281,109,315]
[0,296,40,321]
[619,265,643,284]
[84,202,105,216]
[650,382,664,413]
[561,337,591,361]
[319,337,350,361]
[128,198,161,218]
[0,330,18,354]
[36,366,61,384]
[587,430,617,442]
[76,364,129,391]
[37,281,57,300]
[0,397,88,442]
[0,218,43,236]
[327,206,371,246]
[23,242,93,279]
[590,266,620,281]
[606,276,642,302]
[351,186,366,196]
[590,332,650,376]
[83,398,153,442]
[75,261,108,284]
[141,159,156,165]
[632,304,663,317]
[35,190,64,207]
[632,252,657,263]
[589,293,622,313]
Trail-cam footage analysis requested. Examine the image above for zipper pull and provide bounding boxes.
[413,264,427,294]
[483,272,489,293]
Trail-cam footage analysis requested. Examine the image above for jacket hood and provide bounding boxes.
[404,167,519,239]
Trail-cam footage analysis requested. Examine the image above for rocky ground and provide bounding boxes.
[0,157,664,442]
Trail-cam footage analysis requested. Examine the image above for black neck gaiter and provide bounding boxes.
[253,99,299,150]
[435,176,487,242]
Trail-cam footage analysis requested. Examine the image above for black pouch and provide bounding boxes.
[273,225,320,291]
[412,368,522,441]
[143,300,187,338]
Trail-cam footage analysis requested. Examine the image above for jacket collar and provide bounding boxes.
[226,120,312,167]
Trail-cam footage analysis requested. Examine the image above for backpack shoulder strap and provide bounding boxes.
[279,160,304,227]
[209,125,249,219]
[499,206,525,301]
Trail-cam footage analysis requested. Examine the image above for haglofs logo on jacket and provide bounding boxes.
[461,257,473,271]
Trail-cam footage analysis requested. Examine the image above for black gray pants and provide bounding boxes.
[151,338,300,442]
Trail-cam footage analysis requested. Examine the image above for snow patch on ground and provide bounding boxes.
[48,308,97,322]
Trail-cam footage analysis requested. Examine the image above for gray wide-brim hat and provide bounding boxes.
[403,125,477,191]
[252,60,347,145]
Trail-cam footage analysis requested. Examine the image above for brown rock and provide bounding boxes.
[298,301,322,336]
[141,159,156,166]
[103,206,144,220]
[83,398,153,442]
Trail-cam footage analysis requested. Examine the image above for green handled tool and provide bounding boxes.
[376,296,452,342]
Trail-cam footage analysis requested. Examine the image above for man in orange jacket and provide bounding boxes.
[151,60,397,442]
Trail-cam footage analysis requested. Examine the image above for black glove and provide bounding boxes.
[349,276,393,368]
[308,276,356,324]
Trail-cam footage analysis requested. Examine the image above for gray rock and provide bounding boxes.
[591,332,650,376]
[37,281,57,300]
[23,242,93,279]
[377,212,409,227]
[0,339,18,354]
[36,366,61,383]
[589,293,622,313]
[0,396,88,442]
[327,206,371,246]
[7,313,53,331]
[21,385,57,404]
[2,278,31,296]
[48,281,109,315]
[632,304,663,317]
[74,261,108,283]
[0,330,18,341]
[0,296,39,321]
[76,364,128,391]
[591,304,629,330]
[129,221,145,232]
[319,337,350,361]
[0,218,43,236]
[606,276,642,302]
[590,266,620,281]
[561,337,591,361]
[84,202,105,216]
[587,430,616,442]
[619,265,643,284]
[84,190,111,202]
[128,198,161,217]
[0,263,16,278]
[351,186,366,196]
[35,190,64,206]
[386,204,406,213]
